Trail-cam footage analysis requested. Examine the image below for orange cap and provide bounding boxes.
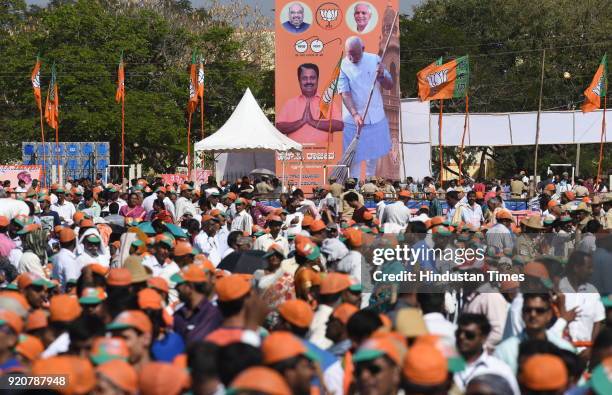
[107,268,133,286]
[278,299,314,328]
[545,183,556,191]
[374,191,384,199]
[363,211,373,221]
[402,341,448,385]
[80,219,95,229]
[17,272,47,290]
[496,209,513,220]
[49,294,82,322]
[0,291,30,311]
[174,241,195,257]
[107,310,152,334]
[344,228,363,248]
[229,366,291,395]
[520,354,568,391]
[16,334,44,361]
[547,200,558,209]
[430,216,444,227]
[97,359,138,395]
[379,313,392,330]
[59,228,76,243]
[332,303,359,325]
[215,274,252,302]
[320,272,352,295]
[564,191,575,200]
[0,309,24,334]
[524,261,550,280]
[398,190,412,198]
[227,192,237,201]
[73,211,86,224]
[301,215,314,227]
[262,331,311,365]
[147,277,169,294]
[32,355,96,395]
[175,264,208,283]
[354,336,402,365]
[475,191,484,199]
[310,219,326,233]
[209,209,221,217]
[138,362,190,395]
[26,309,48,331]
[138,288,163,310]
[0,215,9,227]
[84,263,109,276]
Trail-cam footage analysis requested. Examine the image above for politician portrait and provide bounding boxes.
[276,63,344,145]
[346,2,377,34]
[281,2,311,34]
[338,36,393,179]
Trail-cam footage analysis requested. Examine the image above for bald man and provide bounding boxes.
[283,3,310,33]
[338,36,393,179]
[353,3,373,33]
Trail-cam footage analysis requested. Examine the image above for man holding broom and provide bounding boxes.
[338,36,393,180]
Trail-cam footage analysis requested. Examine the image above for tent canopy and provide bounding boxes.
[194,88,302,153]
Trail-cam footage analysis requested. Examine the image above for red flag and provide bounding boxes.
[31,57,42,110]
[115,52,125,103]
[44,64,59,130]
[187,52,198,113]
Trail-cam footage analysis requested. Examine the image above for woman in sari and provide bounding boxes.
[119,192,146,221]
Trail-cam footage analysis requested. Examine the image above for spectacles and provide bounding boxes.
[522,306,550,315]
[456,328,479,340]
[355,362,383,376]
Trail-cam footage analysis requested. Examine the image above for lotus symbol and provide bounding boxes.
[426,69,450,88]
[320,9,338,28]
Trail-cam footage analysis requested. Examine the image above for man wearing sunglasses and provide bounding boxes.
[494,293,575,373]
[454,313,519,395]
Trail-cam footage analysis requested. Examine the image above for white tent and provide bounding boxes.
[194,88,301,182]
[194,88,302,153]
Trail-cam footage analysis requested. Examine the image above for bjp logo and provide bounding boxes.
[316,2,342,30]
[426,69,450,89]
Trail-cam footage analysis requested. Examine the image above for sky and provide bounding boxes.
[26,0,423,17]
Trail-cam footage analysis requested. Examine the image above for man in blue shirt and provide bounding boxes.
[338,36,393,180]
[282,3,310,34]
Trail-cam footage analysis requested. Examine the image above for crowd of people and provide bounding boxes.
[0,172,610,395]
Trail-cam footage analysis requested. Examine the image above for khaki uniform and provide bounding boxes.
[329,183,343,199]
[515,234,538,260]
[361,182,379,194]
[510,180,525,198]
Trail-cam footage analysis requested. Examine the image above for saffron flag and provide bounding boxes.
[197,54,205,100]
[115,52,125,103]
[44,64,59,130]
[582,54,607,113]
[187,52,198,113]
[319,53,343,119]
[31,57,42,110]
[417,56,469,101]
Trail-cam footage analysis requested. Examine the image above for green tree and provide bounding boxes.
[400,0,611,180]
[0,0,272,173]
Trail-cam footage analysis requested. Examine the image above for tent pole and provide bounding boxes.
[281,151,286,193]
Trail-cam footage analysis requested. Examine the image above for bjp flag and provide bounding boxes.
[31,57,42,110]
[187,52,198,114]
[319,53,343,119]
[581,54,607,113]
[115,53,125,103]
[417,56,469,101]
[197,55,205,101]
[44,64,59,130]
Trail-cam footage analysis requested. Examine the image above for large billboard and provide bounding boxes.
[275,0,400,190]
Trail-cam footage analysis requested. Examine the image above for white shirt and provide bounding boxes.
[41,332,70,358]
[381,201,411,226]
[18,251,46,278]
[52,248,81,288]
[463,203,484,227]
[308,304,334,349]
[253,233,289,257]
[142,193,157,213]
[284,212,304,237]
[423,312,456,349]
[336,250,363,283]
[454,351,520,395]
[0,198,30,219]
[375,200,386,221]
[9,247,23,269]
[338,52,390,125]
[51,200,76,226]
[194,231,222,266]
[175,196,197,221]
[558,277,605,346]
[230,210,253,235]
[215,226,230,257]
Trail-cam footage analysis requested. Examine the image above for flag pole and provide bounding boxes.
[39,104,46,188]
[596,95,607,185]
[438,99,444,185]
[459,94,469,180]
[187,112,192,180]
[121,93,125,184]
[533,49,546,193]
[200,90,204,172]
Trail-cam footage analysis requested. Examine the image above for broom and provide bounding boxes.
[331,10,399,184]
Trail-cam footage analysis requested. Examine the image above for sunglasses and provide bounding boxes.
[522,306,550,315]
[355,362,383,376]
[456,328,479,340]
